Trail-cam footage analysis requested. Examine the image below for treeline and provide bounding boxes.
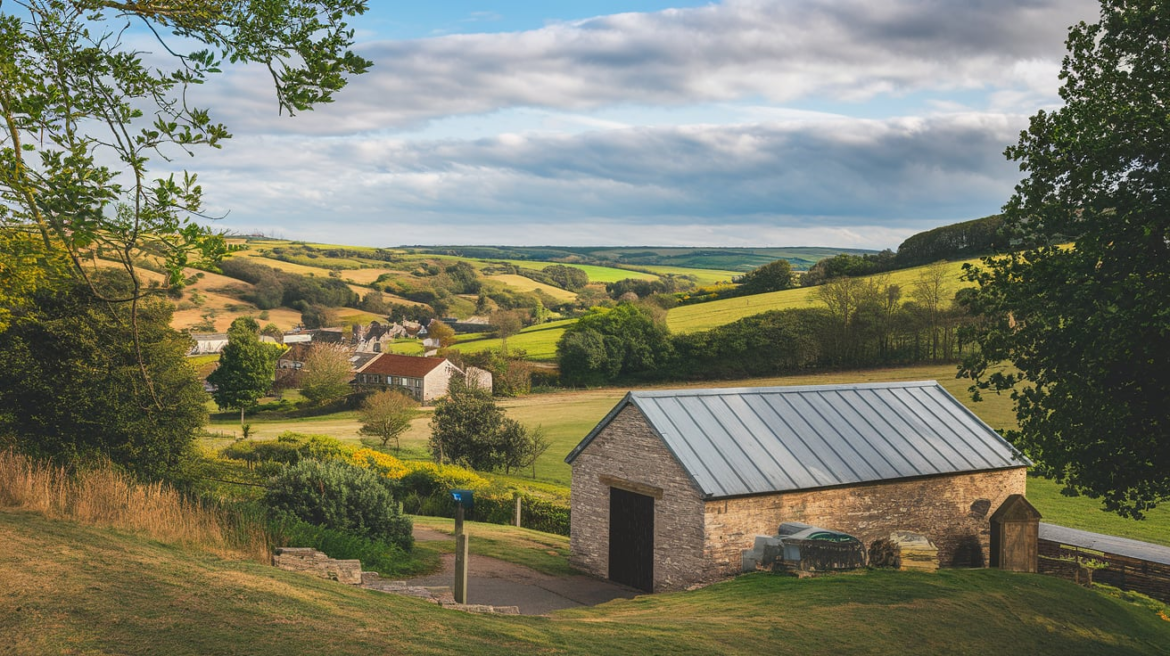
[802,215,1003,286]
[558,268,969,385]
[219,257,358,311]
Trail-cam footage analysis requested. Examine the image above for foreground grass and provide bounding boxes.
[2,511,1166,655]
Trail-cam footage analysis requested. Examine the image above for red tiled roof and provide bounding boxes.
[360,353,448,378]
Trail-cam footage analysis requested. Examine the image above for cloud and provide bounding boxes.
[202,0,1097,135]
[183,112,1025,248]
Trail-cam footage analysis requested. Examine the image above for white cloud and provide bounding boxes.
[198,0,1096,136]
[183,112,1026,248]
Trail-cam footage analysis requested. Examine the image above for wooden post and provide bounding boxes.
[454,504,467,604]
[454,535,469,604]
[514,495,522,528]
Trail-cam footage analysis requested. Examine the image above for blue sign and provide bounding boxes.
[451,489,474,508]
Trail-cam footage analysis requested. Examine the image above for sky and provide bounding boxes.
[158,0,1101,249]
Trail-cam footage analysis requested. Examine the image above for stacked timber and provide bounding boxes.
[869,532,939,572]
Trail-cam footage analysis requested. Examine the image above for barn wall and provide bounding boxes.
[569,405,709,592]
[703,468,1027,578]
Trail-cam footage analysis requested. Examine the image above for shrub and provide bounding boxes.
[220,432,346,467]
[268,514,432,577]
[263,459,412,551]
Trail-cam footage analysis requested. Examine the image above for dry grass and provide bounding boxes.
[0,449,270,562]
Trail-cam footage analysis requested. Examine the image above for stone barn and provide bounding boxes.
[565,381,1031,592]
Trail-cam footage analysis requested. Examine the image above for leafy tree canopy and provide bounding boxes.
[733,259,795,295]
[0,0,370,308]
[207,317,279,421]
[960,0,1170,517]
[0,271,207,478]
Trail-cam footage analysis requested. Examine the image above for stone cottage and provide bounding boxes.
[353,353,492,404]
[565,381,1031,592]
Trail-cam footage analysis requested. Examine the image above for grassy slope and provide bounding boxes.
[485,274,578,302]
[634,265,741,286]
[666,258,979,334]
[2,511,1166,656]
[448,319,575,361]
[1026,477,1170,548]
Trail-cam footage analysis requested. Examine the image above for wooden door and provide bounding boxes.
[608,487,654,592]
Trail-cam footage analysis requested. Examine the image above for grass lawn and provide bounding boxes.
[2,510,1167,655]
[666,258,981,334]
[1026,476,1170,548]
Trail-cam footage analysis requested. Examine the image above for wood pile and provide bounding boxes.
[869,532,939,572]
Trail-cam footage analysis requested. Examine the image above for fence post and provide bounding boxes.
[514,494,522,528]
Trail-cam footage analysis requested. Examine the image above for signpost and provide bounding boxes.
[450,489,474,604]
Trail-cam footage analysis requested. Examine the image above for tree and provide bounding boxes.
[556,302,672,385]
[493,310,524,354]
[358,390,419,453]
[734,259,795,295]
[0,1,370,287]
[207,317,279,425]
[0,272,207,479]
[426,320,456,348]
[299,343,353,406]
[428,377,537,472]
[0,1,370,378]
[960,0,1170,517]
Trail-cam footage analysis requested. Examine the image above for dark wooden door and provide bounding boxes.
[608,487,654,592]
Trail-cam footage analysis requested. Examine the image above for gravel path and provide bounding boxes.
[408,527,639,615]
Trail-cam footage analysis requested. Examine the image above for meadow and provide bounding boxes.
[2,510,1166,655]
[666,258,980,334]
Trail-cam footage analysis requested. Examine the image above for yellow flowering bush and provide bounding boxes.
[350,448,410,479]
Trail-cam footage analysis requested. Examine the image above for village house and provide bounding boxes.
[353,353,492,403]
[565,381,1031,592]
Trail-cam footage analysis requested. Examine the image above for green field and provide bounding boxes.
[448,319,575,362]
[488,259,658,283]
[3,510,1166,655]
[666,258,979,334]
[632,265,740,286]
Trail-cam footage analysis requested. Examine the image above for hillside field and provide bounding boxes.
[666,258,980,334]
[2,510,1167,655]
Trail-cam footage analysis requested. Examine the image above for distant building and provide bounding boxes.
[353,353,491,403]
[188,333,229,355]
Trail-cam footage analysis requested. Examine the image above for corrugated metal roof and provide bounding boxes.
[1039,523,1170,566]
[565,381,1030,499]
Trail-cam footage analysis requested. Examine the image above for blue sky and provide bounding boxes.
[160,0,1101,249]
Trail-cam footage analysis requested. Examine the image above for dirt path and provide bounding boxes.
[409,528,638,615]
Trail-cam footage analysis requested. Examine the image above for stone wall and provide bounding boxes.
[704,468,1027,579]
[569,405,711,592]
[274,547,363,585]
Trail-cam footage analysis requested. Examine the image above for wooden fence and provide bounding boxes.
[1037,523,1170,602]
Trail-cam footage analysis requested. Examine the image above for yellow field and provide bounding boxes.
[486,274,578,302]
[667,258,979,334]
[342,267,398,284]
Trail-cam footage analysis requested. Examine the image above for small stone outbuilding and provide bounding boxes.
[565,381,1031,592]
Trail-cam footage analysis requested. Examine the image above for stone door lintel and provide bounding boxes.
[599,474,664,500]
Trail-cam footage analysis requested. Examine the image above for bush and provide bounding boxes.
[220,432,346,466]
[268,514,432,577]
[263,459,413,551]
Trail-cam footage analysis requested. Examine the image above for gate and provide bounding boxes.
[608,487,654,591]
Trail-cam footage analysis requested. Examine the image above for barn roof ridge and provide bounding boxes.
[565,381,1030,500]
